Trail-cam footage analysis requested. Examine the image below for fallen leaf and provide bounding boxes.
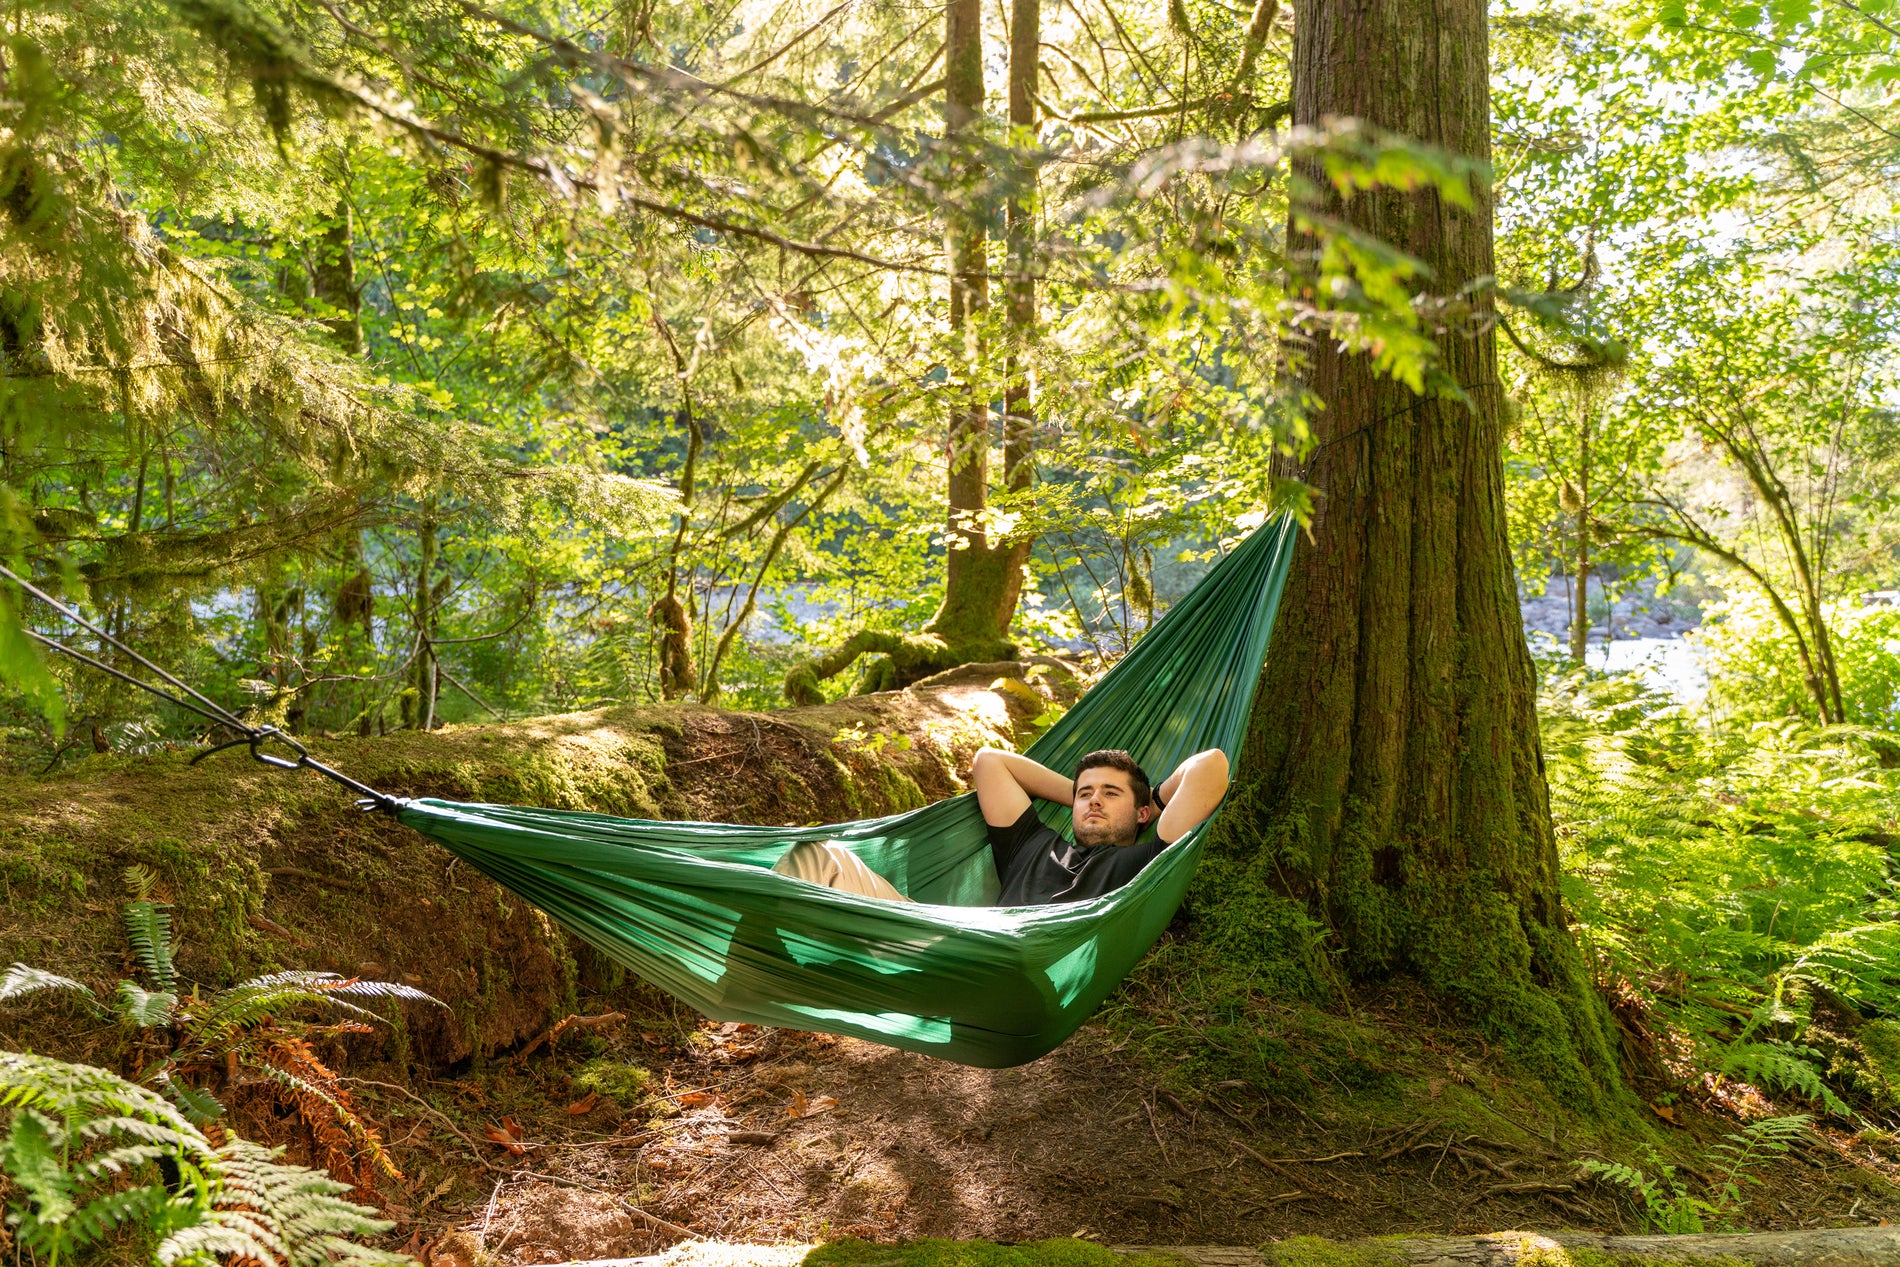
[641,1031,662,1044]
[483,1118,528,1154]
[1651,1103,1679,1124]
[677,1091,713,1109]
[801,1095,839,1119]
[418,1175,456,1211]
[786,1090,809,1118]
[565,1092,600,1115]
[735,1023,759,1034]
[647,1157,671,1172]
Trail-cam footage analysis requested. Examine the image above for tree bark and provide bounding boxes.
[926,0,1023,659]
[1220,0,1617,1094]
[651,315,701,700]
[1569,440,1590,663]
[312,192,365,358]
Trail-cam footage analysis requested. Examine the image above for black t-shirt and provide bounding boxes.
[987,805,1169,906]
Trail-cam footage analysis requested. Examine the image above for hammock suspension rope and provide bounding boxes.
[0,562,404,813]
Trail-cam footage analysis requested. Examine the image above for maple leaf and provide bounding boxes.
[566,1092,600,1115]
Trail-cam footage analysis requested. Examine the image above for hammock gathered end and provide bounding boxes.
[399,515,1299,1068]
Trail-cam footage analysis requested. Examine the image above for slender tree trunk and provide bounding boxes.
[405,507,438,731]
[1220,0,1618,1097]
[313,163,371,730]
[926,0,1022,657]
[998,0,1040,621]
[1569,443,1590,664]
[313,191,365,358]
[652,317,701,699]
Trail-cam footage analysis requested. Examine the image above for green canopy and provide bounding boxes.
[398,515,1297,1067]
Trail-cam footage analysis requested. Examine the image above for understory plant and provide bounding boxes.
[1542,666,1900,1114]
[0,1050,408,1266]
[0,867,438,1190]
[1580,1113,1812,1232]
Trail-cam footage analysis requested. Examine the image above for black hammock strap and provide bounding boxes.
[0,563,403,814]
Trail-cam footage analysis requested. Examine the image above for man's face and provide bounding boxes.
[1072,766,1154,847]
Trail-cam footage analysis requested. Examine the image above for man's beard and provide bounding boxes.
[1074,818,1138,848]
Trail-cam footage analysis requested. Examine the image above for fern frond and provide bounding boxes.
[249,1035,402,1185]
[123,863,158,902]
[123,898,178,993]
[0,963,101,1012]
[1721,1041,1850,1115]
[158,1137,405,1267]
[117,980,180,1029]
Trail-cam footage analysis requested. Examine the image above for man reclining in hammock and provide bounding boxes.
[771,747,1230,904]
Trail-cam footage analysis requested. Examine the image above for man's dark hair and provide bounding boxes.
[1073,749,1155,807]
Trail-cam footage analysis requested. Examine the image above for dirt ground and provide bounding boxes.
[355,986,1900,1266]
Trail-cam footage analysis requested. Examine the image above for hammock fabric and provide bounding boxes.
[398,515,1298,1068]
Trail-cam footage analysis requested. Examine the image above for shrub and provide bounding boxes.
[1692,593,1900,727]
[1542,666,1900,1112]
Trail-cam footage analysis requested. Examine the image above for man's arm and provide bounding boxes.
[1153,748,1230,843]
[971,748,1074,828]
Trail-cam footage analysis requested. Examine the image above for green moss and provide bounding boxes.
[1855,1019,1900,1105]
[1258,1237,1401,1267]
[571,1059,652,1106]
[803,1239,1188,1267]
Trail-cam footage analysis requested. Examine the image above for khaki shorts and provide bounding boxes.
[771,840,912,903]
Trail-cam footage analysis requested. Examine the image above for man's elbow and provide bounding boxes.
[1197,748,1230,788]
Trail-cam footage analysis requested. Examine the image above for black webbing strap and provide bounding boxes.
[0,563,406,815]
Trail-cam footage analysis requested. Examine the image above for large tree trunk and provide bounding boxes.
[1220,0,1617,1095]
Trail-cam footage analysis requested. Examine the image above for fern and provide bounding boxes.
[0,1052,214,1263]
[1721,1042,1850,1116]
[1,1052,409,1267]
[1543,667,1900,1115]
[1708,1113,1812,1187]
[0,964,102,1014]
[122,900,178,996]
[158,1138,407,1267]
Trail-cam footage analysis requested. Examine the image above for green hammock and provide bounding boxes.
[397,515,1297,1068]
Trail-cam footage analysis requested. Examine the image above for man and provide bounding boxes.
[770,746,1229,905]
[971,746,1230,905]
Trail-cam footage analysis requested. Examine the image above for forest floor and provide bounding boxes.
[376,973,1900,1267]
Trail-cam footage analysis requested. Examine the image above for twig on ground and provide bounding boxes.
[512,1011,627,1065]
[1233,1140,1345,1200]
[1143,1097,1172,1167]
[509,1168,697,1239]
[344,1077,511,1173]
[266,866,358,891]
[480,1176,507,1246]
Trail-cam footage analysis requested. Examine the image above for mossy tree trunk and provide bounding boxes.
[651,313,701,700]
[784,0,1035,703]
[1218,0,1618,1097]
[926,0,1026,665]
